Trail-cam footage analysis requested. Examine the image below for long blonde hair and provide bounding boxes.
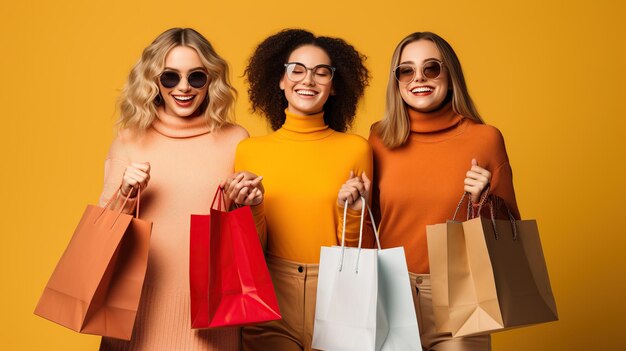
[117,28,236,131]
[374,32,483,149]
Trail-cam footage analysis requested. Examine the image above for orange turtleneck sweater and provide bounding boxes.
[369,102,519,274]
[235,110,372,263]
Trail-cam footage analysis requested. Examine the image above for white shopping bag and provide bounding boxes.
[313,198,420,351]
[368,205,421,351]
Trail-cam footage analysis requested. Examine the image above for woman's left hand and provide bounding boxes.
[464,158,491,203]
[222,171,264,206]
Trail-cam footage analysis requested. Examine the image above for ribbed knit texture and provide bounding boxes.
[98,109,248,350]
[235,109,373,263]
[370,102,520,274]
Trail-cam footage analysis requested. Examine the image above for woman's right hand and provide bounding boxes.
[120,162,151,197]
[222,171,264,206]
[337,171,371,211]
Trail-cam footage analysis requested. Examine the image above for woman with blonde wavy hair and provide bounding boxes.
[369,32,521,350]
[98,27,247,351]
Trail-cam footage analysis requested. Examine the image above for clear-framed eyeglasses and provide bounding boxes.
[284,62,336,85]
[393,60,444,83]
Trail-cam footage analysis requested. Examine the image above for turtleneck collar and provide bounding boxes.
[408,101,463,134]
[151,108,212,138]
[276,109,334,141]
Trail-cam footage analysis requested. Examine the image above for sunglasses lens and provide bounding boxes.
[395,65,416,83]
[159,71,180,88]
[188,71,208,89]
[423,61,441,79]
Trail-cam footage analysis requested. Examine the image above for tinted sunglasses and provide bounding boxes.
[393,60,444,83]
[159,70,209,89]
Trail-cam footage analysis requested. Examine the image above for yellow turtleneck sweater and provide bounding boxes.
[235,110,372,263]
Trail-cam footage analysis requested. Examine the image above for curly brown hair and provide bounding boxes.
[244,29,370,132]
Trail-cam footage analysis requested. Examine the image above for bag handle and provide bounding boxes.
[484,195,518,241]
[462,193,518,241]
[451,184,491,221]
[95,185,143,228]
[210,186,228,212]
[338,197,381,273]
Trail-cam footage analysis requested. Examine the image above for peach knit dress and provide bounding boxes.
[98,112,248,351]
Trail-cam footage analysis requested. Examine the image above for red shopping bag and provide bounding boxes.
[189,187,281,328]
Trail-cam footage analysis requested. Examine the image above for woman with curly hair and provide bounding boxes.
[369,32,520,350]
[98,28,247,350]
[223,28,372,351]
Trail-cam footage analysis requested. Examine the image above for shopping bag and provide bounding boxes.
[426,219,467,334]
[313,199,384,351]
[427,194,558,337]
[34,188,152,340]
[189,186,280,328]
[368,205,421,351]
[313,198,421,350]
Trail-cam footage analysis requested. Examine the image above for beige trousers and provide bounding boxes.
[242,255,319,351]
[410,273,491,351]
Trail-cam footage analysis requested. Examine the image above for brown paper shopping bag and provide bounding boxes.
[34,188,152,340]
[427,193,558,337]
[427,219,468,334]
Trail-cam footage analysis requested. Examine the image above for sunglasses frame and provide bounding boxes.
[393,60,444,83]
[158,70,209,89]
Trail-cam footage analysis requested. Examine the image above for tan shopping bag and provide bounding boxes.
[427,194,558,337]
[34,188,152,340]
[426,219,467,334]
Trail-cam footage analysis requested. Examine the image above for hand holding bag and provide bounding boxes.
[34,187,152,340]
[313,198,384,351]
[189,186,280,328]
[427,193,558,337]
[313,198,421,351]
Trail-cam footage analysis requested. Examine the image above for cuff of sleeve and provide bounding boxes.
[251,201,265,218]
[338,205,365,244]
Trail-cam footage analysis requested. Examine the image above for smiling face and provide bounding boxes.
[158,45,209,118]
[279,45,334,116]
[398,39,450,113]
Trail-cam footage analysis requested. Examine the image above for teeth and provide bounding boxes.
[412,87,433,93]
[174,95,194,101]
[296,90,316,96]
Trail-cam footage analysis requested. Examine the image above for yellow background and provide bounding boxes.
[1,0,624,349]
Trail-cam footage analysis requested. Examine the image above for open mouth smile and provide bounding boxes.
[172,95,196,106]
[295,89,318,97]
[410,86,434,95]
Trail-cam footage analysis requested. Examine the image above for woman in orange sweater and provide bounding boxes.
[223,29,372,351]
[369,32,520,350]
[98,28,246,350]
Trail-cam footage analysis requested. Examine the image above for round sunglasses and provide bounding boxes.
[393,60,444,83]
[159,71,209,89]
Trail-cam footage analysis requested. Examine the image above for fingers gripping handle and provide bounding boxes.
[338,197,381,273]
[97,185,143,228]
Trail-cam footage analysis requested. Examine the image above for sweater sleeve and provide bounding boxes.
[490,161,520,219]
[335,136,375,248]
[98,134,137,214]
[485,127,520,220]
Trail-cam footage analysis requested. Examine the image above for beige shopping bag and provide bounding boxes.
[427,194,558,337]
